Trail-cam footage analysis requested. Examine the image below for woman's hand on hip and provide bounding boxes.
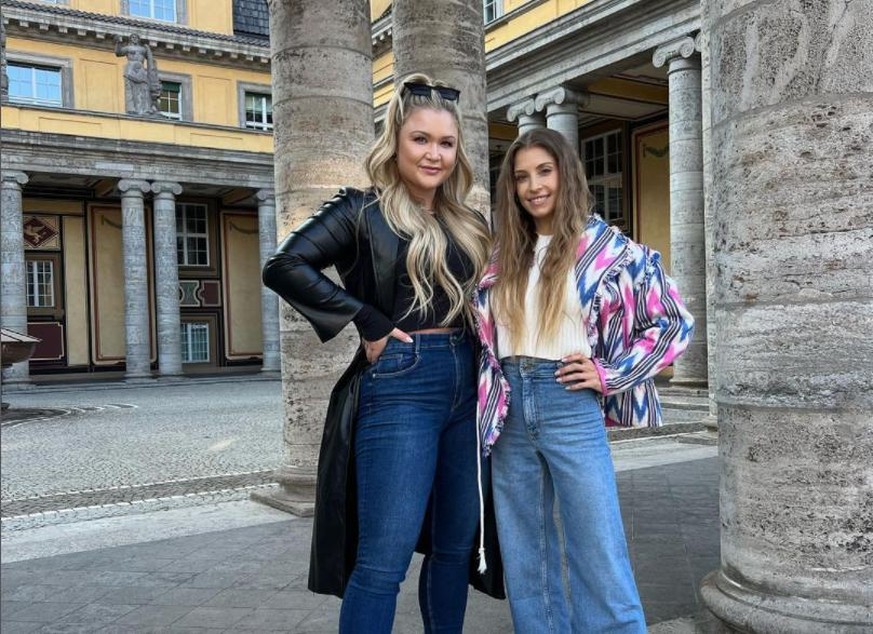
[363,328,413,364]
[556,353,604,393]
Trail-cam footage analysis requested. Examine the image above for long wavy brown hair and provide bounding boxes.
[365,73,490,326]
[492,128,593,352]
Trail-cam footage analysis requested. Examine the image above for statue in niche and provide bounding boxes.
[114,33,162,116]
[1,21,9,102]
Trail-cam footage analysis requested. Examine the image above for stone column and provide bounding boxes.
[118,179,152,381]
[151,181,183,378]
[0,171,30,384]
[254,0,372,515]
[535,86,586,152]
[506,97,545,137]
[392,0,490,213]
[699,1,873,631]
[696,30,719,427]
[653,36,708,388]
[256,188,280,373]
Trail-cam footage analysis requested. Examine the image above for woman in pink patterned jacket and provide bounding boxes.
[475,128,694,633]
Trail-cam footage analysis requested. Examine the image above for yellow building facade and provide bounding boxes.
[2,0,700,384]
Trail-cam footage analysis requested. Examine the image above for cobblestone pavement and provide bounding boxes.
[1,380,284,527]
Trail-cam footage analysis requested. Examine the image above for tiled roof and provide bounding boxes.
[233,0,269,40]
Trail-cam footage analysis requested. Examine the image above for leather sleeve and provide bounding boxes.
[262,188,367,343]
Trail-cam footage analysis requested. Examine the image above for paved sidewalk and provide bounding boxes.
[1,439,720,632]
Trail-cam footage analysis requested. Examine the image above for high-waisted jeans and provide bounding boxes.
[338,332,480,634]
[492,357,646,634]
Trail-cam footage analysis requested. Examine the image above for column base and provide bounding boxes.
[701,570,873,634]
[250,464,316,517]
[124,375,155,384]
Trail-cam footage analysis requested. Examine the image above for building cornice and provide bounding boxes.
[1,0,270,69]
[484,0,700,112]
[0,128,273,188]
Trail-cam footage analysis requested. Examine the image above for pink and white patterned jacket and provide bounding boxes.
[474,215,694,455]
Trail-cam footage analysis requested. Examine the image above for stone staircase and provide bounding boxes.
[606,385,717,444]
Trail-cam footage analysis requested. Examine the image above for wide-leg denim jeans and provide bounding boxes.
[492,356,646,634]
[338,332,480,634]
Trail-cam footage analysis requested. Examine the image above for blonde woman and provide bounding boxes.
[263,74,494,633]
[475,128,694,632]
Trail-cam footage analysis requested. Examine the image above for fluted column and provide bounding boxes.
[0,171,30,384]
[699,0,873,631]
[256,188,280,373]
[506,97,545,137]
[535,86,585,152]
[151,181,183,378]
[654,36,708,387]
[118,179,152,381]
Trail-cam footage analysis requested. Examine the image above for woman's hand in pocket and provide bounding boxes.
[363,328,413,364]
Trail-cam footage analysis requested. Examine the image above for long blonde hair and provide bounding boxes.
[365,73,490,326]
[492,128,592,351]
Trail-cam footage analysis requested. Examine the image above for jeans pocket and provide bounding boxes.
[371,351,420,378]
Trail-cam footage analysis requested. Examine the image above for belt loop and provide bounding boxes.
[414,334,421,355]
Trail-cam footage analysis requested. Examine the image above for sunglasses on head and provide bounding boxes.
[403,81,461,102]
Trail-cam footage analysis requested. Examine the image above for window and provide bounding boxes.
[158,81,182,120]
[484,0,504,23]
[584,130,625,226]
[26,261,55,308]
[7,63,63,107]
[244,92,273,131]
[180,322,210,363]
[122,0,186,23]
[176,203,209,266]
[128,0,177,21]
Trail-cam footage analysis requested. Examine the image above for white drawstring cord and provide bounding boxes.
[476,426,487,574]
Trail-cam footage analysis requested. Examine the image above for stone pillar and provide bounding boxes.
[118,179,152,381]
[699,1,873,631]
[151,181,183,378]
[0,171,30,384]
[254,0,372,515]
[696,30,719,426]
[392,0,490,213]
[256,188,280,373]
[653,36,708,388]
[506,97,545,137]
[535,86,586,153]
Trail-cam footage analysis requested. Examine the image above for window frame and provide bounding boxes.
[180,320,211,364]
[237,82,274,132]
[5,53,74,108]
[583,129,626,227]
[25,259,56,309]
[121,0,187,25]
[483,0,504,24]
[156,72,193,121]
[176,202,210,268]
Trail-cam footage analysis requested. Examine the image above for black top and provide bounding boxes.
[353,225,473,340]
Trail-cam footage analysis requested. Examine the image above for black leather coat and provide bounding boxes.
[262,187,504,599]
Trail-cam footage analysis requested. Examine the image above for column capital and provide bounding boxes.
[118,179,150,196]
[256,188,275,204]
[653,35,698,68]
[694,31,705,53]
[506,96,538,122]
[534,86,587,113]
[1,171,29,187]
[151,181,183,196]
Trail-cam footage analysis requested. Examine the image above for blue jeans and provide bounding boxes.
[492,357,646,634]
[338,332,480,634]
